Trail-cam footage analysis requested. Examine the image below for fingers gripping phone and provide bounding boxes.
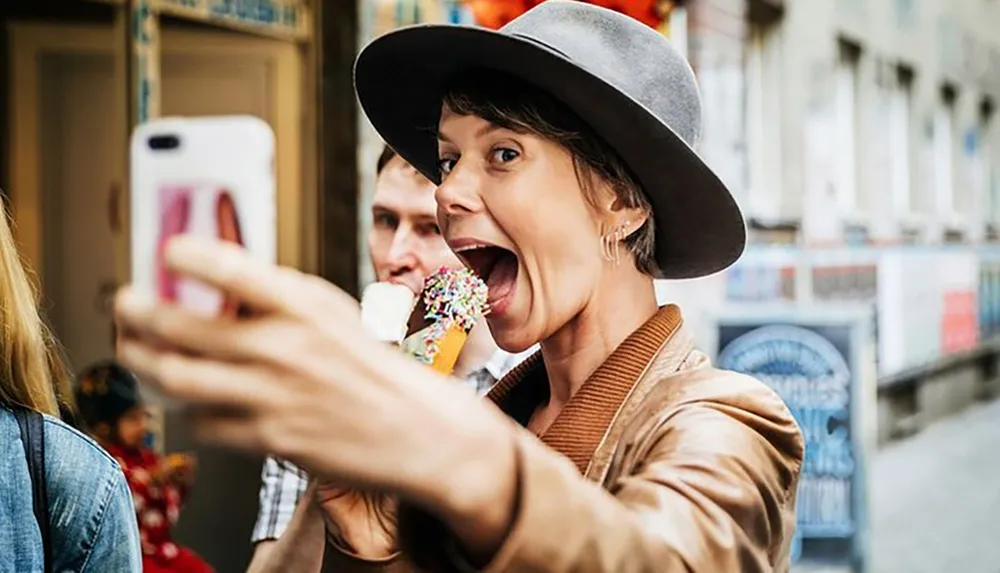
[130,116,276,318]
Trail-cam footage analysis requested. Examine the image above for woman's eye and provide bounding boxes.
[491,148,520,164]
[438,157,457,175]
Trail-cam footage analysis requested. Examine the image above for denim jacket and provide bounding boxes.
[0,406,142,572]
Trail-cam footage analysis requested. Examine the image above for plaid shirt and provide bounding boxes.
[250,348,534,543]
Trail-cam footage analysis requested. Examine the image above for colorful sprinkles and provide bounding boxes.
[414,267,490,365]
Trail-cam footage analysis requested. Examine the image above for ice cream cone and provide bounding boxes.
[429,325,469,375]
[401,267,489,374]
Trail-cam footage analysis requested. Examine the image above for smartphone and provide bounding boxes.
[130,116,276,318]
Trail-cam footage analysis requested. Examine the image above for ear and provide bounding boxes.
[608,198,649,239]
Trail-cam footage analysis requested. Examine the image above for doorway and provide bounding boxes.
[11,23,302,371]
[9,22,302,571]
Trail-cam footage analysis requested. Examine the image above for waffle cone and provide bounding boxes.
[429,326,469,375]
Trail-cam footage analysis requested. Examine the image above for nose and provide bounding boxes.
[385,227,419,274]
[383,226,429,294]
[435,161,484,218]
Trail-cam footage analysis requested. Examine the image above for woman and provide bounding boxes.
[115,2,803,571]
[0,195,142,571]
[75,362,211,573]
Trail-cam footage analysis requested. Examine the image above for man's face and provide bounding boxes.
[368,156,463,295]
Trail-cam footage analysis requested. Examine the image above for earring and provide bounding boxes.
[601,221,629,266]
[611,226,619,266]
[600,224,613,261]
[614,224,622,266]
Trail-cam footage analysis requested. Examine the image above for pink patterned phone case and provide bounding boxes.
[155,184,245,318]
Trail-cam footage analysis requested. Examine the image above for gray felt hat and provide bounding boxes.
[354,0,746,279]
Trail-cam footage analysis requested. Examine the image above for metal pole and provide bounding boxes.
[124,0,165,450]
[113,0,160,300]
[113,0,161,289]
[131,0,161,125]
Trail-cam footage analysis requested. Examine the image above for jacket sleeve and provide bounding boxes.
[80,465,143,572]
[398,386,804,572]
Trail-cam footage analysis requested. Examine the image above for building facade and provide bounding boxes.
[689,0,1000,246]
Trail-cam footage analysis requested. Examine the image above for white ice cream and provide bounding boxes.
[360,282,416,344]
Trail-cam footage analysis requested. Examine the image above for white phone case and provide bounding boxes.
[130,115,276,317]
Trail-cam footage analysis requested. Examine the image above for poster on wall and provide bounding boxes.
[978,249,1000,341]
[725,263,796,303]
[877,249,980,377]
[811,264,877,302]
[936,252,979,355]
[715,307,875,573]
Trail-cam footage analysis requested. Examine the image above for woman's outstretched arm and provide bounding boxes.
[400,372,804,573]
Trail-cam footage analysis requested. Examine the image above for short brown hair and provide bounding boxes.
[376,145,397,174]
[442,70,657,277]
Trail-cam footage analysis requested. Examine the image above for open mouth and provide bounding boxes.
[456,245,519,307]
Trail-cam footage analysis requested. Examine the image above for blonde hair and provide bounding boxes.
[0,194,72,417]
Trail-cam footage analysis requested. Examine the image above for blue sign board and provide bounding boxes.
[717,315,871,572]
[980,255,1000,340]
[158,0,308,39]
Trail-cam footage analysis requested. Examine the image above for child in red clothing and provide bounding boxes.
[75,361,213,573]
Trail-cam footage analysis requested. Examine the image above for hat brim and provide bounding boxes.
[355,25,746,279]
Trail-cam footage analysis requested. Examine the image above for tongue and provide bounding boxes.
[486,253,517,304]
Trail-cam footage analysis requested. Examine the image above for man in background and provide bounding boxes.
[246,146,531,571]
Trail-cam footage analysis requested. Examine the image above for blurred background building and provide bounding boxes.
[1,0,998,571]
[0,1,329,570]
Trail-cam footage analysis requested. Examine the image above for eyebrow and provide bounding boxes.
[413,214,440,226]
[372,204,436,222]
[437,122,504,144]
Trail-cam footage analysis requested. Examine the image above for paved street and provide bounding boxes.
[795,397,1000,573]
[869,397,1000,573]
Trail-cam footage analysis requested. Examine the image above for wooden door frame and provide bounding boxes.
[318,0,360,295]
[8,22,306,279]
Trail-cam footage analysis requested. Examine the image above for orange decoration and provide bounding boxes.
[464,0,669,30]
[586,0,666,28]
[465,0,541,29]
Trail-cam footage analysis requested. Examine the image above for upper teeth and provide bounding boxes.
[454,244,491,253]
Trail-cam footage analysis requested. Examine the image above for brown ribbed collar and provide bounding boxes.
[487,305,683,473]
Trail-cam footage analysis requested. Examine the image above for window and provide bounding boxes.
[889,67,914,214]
[977,98,995,227]
[933,85,957,216]
[744,21,783,220]
[668,5,688,61]
[835,40,861,215]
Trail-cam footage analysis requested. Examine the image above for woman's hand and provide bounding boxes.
[314,481,398,559]
[114,237,516,536]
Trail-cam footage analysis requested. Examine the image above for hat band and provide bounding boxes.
[508,33,571,59]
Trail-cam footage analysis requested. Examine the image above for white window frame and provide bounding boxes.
[835,43,860,216]
[888,72,913,214]
[933,94,955,217]
[669,6,688,61]
[744,22,783,221]
[973,103,994,235]
[989,119,1000,227]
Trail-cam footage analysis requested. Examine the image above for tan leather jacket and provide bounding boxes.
[324,305,804,572]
